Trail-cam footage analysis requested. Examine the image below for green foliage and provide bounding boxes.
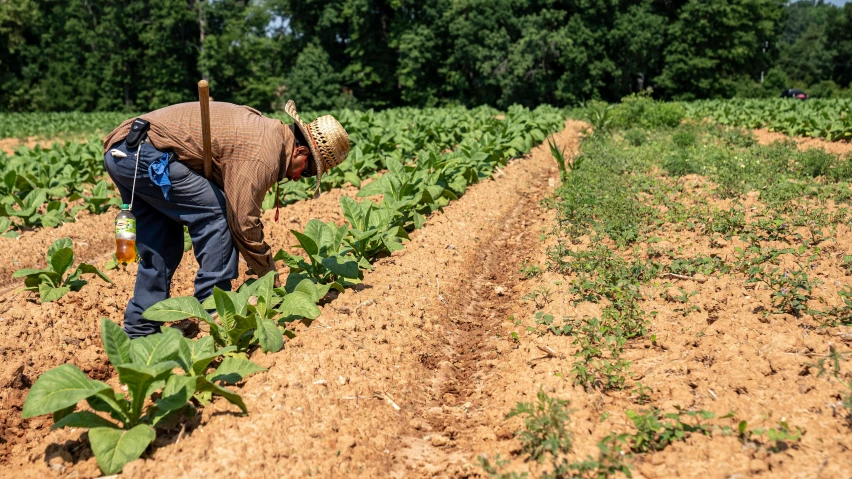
[13,238,110,302]
[684,98,852,142]
[738,420,803,453]
[625,408,716,453]
[143,272,322,354]
[611,95,685,129]
[22,318,258,475]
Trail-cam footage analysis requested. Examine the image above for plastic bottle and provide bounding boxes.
[115,204,137,263]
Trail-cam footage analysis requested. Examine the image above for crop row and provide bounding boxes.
[683,98,852,142]
[0,112,140,140]
[0,106,506,237]
[17,104,565,474]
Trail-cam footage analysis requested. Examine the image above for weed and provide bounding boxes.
[623,129,646,146]
[804,344,849,379]
[626,408,716,453]
[738,420,803,453]
[747,266,820,317]
[520,261,543,279]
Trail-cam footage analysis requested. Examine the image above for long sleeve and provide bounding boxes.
[220,160,276,277]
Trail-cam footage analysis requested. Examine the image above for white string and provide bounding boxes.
[129,143,141,209]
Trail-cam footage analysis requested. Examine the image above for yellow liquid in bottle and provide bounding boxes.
[116,238,137,263]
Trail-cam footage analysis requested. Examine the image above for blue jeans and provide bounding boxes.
[104,140,239,338]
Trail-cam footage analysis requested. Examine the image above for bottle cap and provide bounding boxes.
[120,203,131,210]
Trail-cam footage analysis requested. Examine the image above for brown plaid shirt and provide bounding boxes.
[103,102,294,277]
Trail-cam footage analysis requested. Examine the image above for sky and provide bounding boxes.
[825,0,851,5]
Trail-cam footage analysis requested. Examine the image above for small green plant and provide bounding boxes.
[507,391,575,477]
[547,136,568,179]
[623,128,646,146]
[804,344,848,379]
[81,180,121,214]
[523,287,553,309]
[585,101,613,137]
[626,408,716,453]
[22,319,259,475]
[738,420,803,453]
[519,261,543,279]
[747,266,820,317]
[13,237,111,302]
[631,382,652,404]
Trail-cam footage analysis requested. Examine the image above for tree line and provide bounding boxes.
[0,0,850,113]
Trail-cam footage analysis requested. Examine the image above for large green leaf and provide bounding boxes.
[101,318,132,367]
[207,357,266,385]
[67,263,111,284]
[195,377,247,414]
[322,255,361,279]
[89,424,156,475]
[277,291,321,319]
[151,375,196,424]
[38,283,70,303]
[129,328,182,365]
[254,318,284,353]
[47,238,73,262]
[49,247,74,277]
[22,364,112,418]
[291,230,319,257]
[51,411,118,430]
[142,296,210,322]
[115,361,178,411]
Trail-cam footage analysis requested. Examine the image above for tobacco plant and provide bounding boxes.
[13,237,111,302]
[275,219,365,290]
[340,196,408,262]
[143,272,322,353]
[22,319,258,475]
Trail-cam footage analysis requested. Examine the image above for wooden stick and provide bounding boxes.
[198,80,213,180]
[663,272,708,283]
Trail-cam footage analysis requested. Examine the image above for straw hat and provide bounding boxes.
[283,100,350,197]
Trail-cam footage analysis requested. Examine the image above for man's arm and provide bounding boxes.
[220,160,276,278]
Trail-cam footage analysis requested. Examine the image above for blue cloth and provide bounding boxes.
[104,140,239,338]
[148,152,172,200]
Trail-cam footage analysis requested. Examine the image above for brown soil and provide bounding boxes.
[752,128,852,157]
[2,120,852,478]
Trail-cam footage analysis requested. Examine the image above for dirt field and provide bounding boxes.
[752,128,852,157]
[2,122,852,478]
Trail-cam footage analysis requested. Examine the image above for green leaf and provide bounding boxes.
[277,292,321,319]
[38,283,70,303]
[195,376,247,414]
[22,364,112,418]
[130,328,182,365]
[89,424,156,475]
[153,375,196,420]
[101,318,132,367]
[291,230,319,257]
[207,357,266,385]
[115,361,178,414]
[254,319,284,353]
[293,279,322,303]
[142,296,211,322]
[322,255,361,279]
[49,247,75,277]
[11,267,51,278]
[67,263,111,285]
[51,411,118,431]
[213,288,237,332]
[47,238,73,262]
